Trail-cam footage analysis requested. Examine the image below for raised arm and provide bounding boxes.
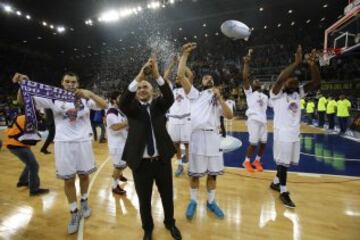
[242,50,252,90]
[303,49,321,93]
[12,73,29,105]
[177,42,197,94]
[272,45,302,95]
[213,87,233,119]
[150,55,174,112]
[164,55,177,84]
[75,90,108,109]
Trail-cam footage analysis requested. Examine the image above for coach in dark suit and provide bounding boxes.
[119,56,181,240]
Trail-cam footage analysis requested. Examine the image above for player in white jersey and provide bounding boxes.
[177,43,233,220]
[270,46,321,208]
[14,72,107,234]
[241,51,269,173]
[106,91,128,195]
[164,56,192,177]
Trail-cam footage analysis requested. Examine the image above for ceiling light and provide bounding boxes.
[99,10,120,22]
[23,40,27,43]
[16,11,22,16]
[179,27,182,31]
[26,15,31,20]
[323,4,328,8]
[288,9,293,14]
[277,23,281,27]
[203,23,206,27]
[251,27,255,31]
[264,25,267,29]
[42,21,47,26]
[291,21,295,26]
[259,7,264,12]
[37,36,42,40]
[306,19,311,23]
[50,25,54,29]
[170,0,175,4]
[57,26,65,33]
[194,35,197,39]
[215,32,219,36]
[4,5,13,13]
[321,17,326,21]
[204,33,208,37]
[184,37,187,40]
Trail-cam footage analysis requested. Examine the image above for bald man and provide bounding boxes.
[119,57,182,240]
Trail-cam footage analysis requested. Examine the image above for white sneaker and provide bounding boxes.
[68,211,81,234]
[81,199,92,218]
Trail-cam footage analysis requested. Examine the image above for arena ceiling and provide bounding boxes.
[0,0,344,58]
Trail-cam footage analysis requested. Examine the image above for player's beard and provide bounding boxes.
[202,81,214,90]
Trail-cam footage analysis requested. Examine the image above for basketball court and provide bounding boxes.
[1,119,360,240]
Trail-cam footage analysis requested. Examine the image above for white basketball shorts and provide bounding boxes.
[247,119,268,145]
[273,140,300,167]
[168,122,191,143]
[109,147,127,169]
[54,141,97,179]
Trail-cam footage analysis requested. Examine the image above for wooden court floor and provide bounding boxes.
[0,120,359,240]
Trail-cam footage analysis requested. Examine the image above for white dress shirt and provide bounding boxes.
[128,77,165,158]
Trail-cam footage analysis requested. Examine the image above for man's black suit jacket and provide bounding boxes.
[119,81,176,171]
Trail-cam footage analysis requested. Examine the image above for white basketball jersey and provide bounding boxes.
[271,87,305,142]
[187,87,223,131]
[168,87,191,125]
[244,87,268,123]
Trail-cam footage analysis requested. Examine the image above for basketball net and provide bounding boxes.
[318,48,343,66]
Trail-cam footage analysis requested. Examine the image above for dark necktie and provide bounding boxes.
[143,103,155,156]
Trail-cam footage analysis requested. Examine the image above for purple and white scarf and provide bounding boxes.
[19,80,76,134]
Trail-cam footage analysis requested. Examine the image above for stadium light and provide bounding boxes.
[99,10,120,22]
[85,19,93,25]
[259,7,264,12]
[42,21,47,26]
[3,5,13,13]
[57,26,66,33]
[26,15,31,20]
[323,4,328,8]
[148,1,160,9]
[50,24,54,29]
[288,9,293,14]
[277,23,282,27]
[321,17,326,22]
[16,10,22,16]
[264,25,267,29]
[291,21,295,26]
[169,0,175,4]
[306,19,311,23]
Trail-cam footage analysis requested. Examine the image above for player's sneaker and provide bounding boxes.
[185,200,197,220]
[206,201,225,219]
[68,210,81,234]
[252,160,264,172]
[280,192,296,208]
[175,165,184,177]
[270,182,280,192]
[80,199,92,218]
[242,161,254,173]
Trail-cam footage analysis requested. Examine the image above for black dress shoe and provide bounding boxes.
[30,188,50,196]
[166,225,182,240]
[16,182,29,188]
[143,231,152,240]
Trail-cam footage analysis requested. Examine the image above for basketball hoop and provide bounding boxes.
[318,48,343,66]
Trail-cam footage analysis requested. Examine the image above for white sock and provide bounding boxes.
[81,193,88,201]
[273,176,280,184]
[112,178,118,189]
[255,155,261,161]
[69,202,77,212]
[207,190,216,204]
[280,185,287,193]
[190,188,198,201]
[245,157,250,162]
[177,159,183,166]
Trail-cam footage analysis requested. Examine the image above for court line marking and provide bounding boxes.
[300,152,360,162]
[77,156,110,240]
[225,166,360,179]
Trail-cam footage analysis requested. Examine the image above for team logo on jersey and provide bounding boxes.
[175,93,184,102]
[257,98,264,107]
[210,95,218,106]
[64,108,78,122]
[288,101,299,113]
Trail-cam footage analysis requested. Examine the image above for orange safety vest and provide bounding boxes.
[4,115,30,148]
